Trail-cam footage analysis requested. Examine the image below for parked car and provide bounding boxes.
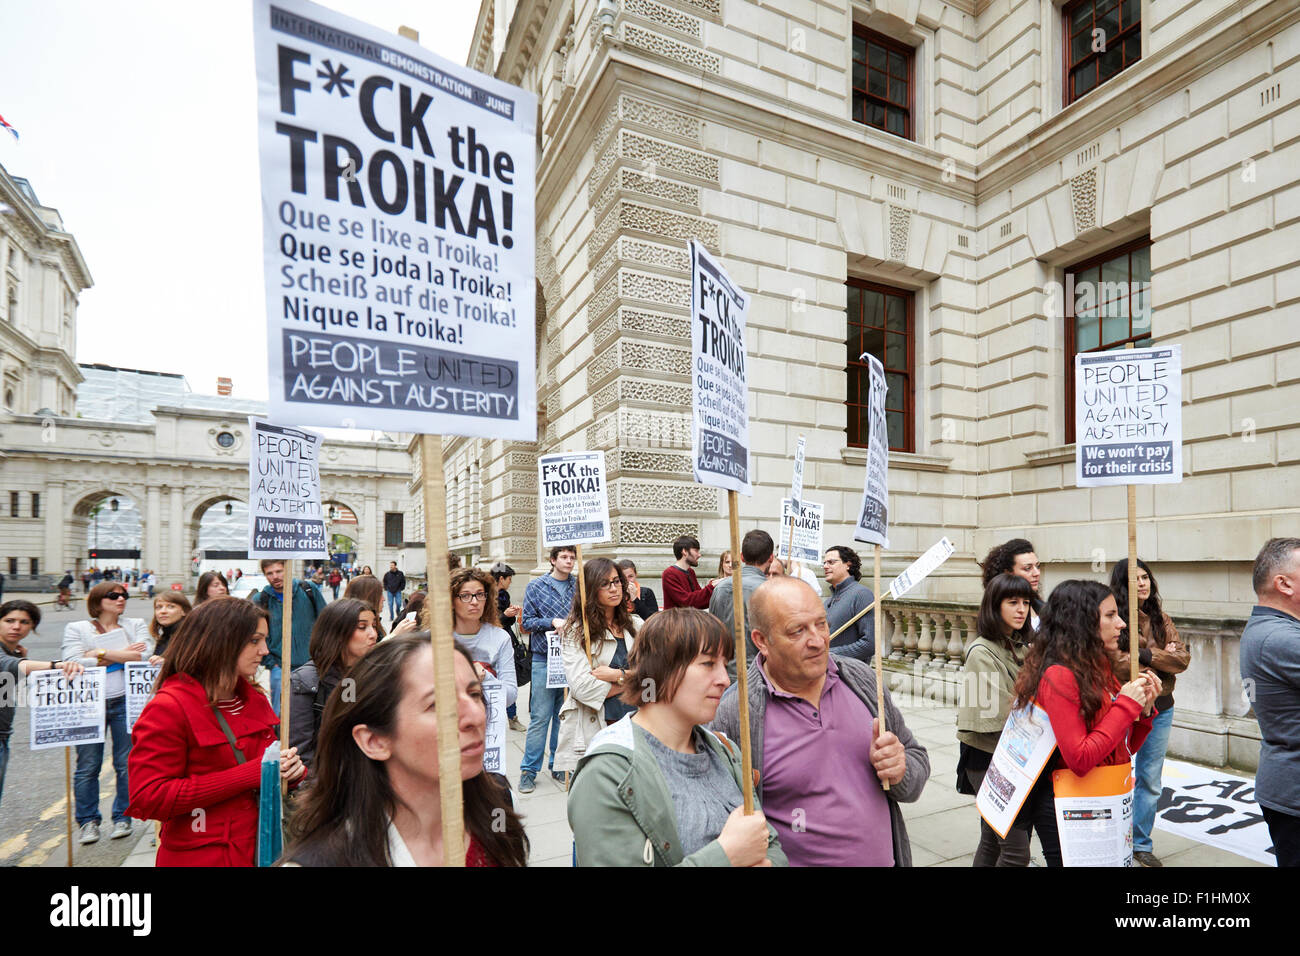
[230,574,269,601]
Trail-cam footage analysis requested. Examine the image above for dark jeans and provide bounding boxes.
[74,695,131,826]
[966,767,1033,866]
[1262,805,1300,867]
[1024,774,1064,867]
[0,737,9,810]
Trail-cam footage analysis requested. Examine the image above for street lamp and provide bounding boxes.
[110,498,119,512]
[225,502,233,516]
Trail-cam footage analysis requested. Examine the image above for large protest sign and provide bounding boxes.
[29,668,106,750]
[976,702,1057,838]
[545,632,568,689]
[481,676,506,774]
[254,0,537,439]
[1053,764,1135,867]
[853,353,890,547]
[124,661,160,732]
[248,418,328,558]
[1153,759,1276,866]
[1075,345,1182,487]
[539,451,610,547]
[789,434,806,515]
[690,240,751,495]
[778,498,823,564]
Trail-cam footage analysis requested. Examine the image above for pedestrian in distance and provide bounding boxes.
[519,546,577,792]
[195,571,229,605]
[491,563,527,731]
[822,545,875,663]
[555,558,641,776]
[57,571,74,610]
[1,601,85,809]
[956,572,1037,866]
[251,559,326,716]
[567,608,786,867]
[1010,579,1161,866]
[281,635,528,866]
[979,539,1044,630]
[617,559,659,621]
[1239,537,1300,867]
[1109,557,1188,868]
[61,582,153,844]
[289,598,379,772]
[328,567,342,600]
[128,598,306,865]
[382,561,406,622]
[150,591,192,660]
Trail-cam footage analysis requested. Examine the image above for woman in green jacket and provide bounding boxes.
[956,572,1036,866]
[567,609,786,867]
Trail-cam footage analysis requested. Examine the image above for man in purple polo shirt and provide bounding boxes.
[711,576,929,866]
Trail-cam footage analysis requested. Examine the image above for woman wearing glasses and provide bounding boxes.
[449,568,517,712]
[61,581,153,844]
[555,558,641,776]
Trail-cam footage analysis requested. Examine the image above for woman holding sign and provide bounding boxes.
[567,609,785,866]
[1010,580,1161,866]
[62,582,152,845]
[128,598,305,866]
[554,558,641,774]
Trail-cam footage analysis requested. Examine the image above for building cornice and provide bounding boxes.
[0,165,93,291]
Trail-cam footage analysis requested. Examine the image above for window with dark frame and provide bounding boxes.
[8,491,18,517]
[1064,0,1141,105]
[29,558,38,576]
[846,278,914,453]
[1065,236,1153,444]
[851,26,913,140]
[384,512,404,548]
[7,557,16,575]
[31,493,39,519]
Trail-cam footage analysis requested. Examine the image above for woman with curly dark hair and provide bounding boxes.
[1010,579,1161,866]
[282,634,528,866]
[978,539,1044,629]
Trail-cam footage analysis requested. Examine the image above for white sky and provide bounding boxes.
[0,0,482,401]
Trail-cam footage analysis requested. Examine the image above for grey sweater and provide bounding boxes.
[825,577,876,662]
[710,654,929,866]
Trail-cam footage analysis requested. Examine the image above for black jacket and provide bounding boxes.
[382,569,406,593]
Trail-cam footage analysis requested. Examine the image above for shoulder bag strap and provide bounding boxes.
[210,705,247,765]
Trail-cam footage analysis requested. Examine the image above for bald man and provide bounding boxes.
[710,576,929,866]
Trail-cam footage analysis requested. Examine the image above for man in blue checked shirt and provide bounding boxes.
[519,546,577,793]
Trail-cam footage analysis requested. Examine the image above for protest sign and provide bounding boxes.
[1153,759,1276,866]
[888,536,955,599]
[545,632,568,689]
[853,353,890,548]
[124,661,160,732]
[539,451,610,547]
[1053,764,1135,867]
[248,418,327,558]
[254,0,537,440]
[789,434,806,515]
[976,702,1058,838]
[778,498,823,564]
[1075,344,1182,487]
[690,239,751,495]
[30,668,106,750]
[481,676,507,774]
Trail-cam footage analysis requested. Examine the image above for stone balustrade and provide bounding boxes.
[876,600,1259,772]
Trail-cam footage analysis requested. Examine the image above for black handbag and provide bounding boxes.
[513,635,531,687]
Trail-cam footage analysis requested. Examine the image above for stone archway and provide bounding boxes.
[189,493,249,575]
[321,498,362,562]
[71,488,144,574]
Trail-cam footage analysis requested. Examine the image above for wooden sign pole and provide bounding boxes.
[279,560,293,798]
[1124,341,1139,681]
[64,748,74,866]
[420,433,466,866]
[873,544,888,791]
[784,505,796,573]
[828,594,882,642]
[728,490,755,814]
[574,544,593,666]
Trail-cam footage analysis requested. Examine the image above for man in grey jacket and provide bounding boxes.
[711,576,929,866]
[1240,536,1300,867]
[822,545,875,662]
[709,529,774,681]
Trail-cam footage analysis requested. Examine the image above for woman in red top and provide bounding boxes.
[128,598,306,866]
[1010,579,1161,866]
[283,634,528,866]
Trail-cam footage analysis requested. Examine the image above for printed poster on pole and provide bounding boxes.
[789,434,806,515]
[1075,344,1182,487]
[538,451,611,548]
[690,239,752,496]
[253,0,537,441]
[30,668,107,750]
[778,498,823,564]
[248,418,328,559]
[853,352,889,548]
[125,661,161,733]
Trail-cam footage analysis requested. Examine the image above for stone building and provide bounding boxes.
[424,0,1298,766]
[0,163,415,588]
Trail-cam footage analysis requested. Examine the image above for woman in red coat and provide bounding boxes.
[1010,579,1161,866]
[128,598,305,866]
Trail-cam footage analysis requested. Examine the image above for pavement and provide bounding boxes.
[116,683,1269,868]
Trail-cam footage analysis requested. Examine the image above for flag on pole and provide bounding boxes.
[0,115,18,141]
